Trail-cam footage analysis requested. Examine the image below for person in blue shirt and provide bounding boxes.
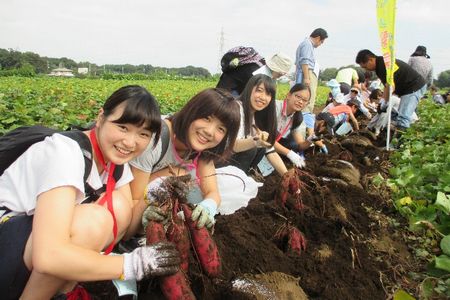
[294,28,328,114]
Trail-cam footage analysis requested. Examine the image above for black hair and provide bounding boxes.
[369,89,383,100]
[288,83,310,131]
[355,49,376,64]
[238,74,277,145]
[170,88,240,162]
[411,45,430,58]
[102,85,161,147]
[310,28,328,40]
[347,100,359,108]
[316,112,335,127]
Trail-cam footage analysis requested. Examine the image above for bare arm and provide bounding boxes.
[266,152,288,176]
[233,137,257,152]
[349,112,359,131]
[274,131,311,155]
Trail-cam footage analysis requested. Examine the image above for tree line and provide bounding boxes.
[0,48,212,78]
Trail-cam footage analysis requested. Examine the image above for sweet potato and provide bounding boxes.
[288,226,307,255]
[181,204,221,277]
[146,220,166,245]
[166,217,190,273]
[274,223,307,256]
[146,213,195,299]
[160,272,196,300]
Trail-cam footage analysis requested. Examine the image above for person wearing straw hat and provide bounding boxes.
[253,53,293,80]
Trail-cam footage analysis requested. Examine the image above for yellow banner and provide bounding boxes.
[376,0,398,85]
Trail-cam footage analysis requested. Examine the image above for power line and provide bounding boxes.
[218,27,225,74]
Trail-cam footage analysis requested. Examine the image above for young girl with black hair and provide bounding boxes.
[273,83,328,166]
[128,88,247,235]
[228,74,288,176]
[0,85,180,300]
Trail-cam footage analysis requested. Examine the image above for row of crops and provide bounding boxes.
[0,77,328,134]
[0,77,217,133]
[388,100,450,296]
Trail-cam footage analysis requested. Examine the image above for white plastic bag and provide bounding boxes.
[215,166,262,215]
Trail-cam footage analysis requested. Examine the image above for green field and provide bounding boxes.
[0,77,329,133]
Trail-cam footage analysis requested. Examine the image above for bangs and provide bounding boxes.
[212,100,240,130]
[112,98,161,133]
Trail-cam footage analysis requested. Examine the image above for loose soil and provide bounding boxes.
[83,130,421,300]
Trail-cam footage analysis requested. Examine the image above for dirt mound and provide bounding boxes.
[83,132,418,300]
[185,133,416,300]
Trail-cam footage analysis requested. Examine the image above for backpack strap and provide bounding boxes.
[59,131,93,185]
[154,120,170,166]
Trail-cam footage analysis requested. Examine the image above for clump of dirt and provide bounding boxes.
[230,271,308,300]
[83,132,419,300]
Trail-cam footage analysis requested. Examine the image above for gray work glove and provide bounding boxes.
[142,204,168,229]
[122,242,180,281]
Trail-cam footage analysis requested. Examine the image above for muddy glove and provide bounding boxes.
[286,150,306,168]
[320,145,329,154]
[122,242,180,281]
[191,198,217,229]
[142,204,168,229]
[252,126,272,148]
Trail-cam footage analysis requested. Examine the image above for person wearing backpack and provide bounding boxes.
[216,46,266,96]
[128,87,244,237]
[0,85,180,300]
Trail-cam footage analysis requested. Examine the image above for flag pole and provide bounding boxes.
[386,85,393,150]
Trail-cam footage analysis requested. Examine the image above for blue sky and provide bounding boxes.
[1,0,449,77]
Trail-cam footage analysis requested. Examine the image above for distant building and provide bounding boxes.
[78,67,89,75]
[49,67,74,77]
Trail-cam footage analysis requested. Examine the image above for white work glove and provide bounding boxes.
[191,198,217,229]
[286,150,306,168]
[122,242,180,281]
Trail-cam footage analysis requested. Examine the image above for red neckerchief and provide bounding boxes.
[276,99,293,142]
[172,136,202,184]
[89,129,117,255]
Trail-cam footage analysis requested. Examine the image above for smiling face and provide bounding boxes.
[187,115,227,152]
[286,89,310,113]
[96,102,152,165]
[250,83,272,111]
